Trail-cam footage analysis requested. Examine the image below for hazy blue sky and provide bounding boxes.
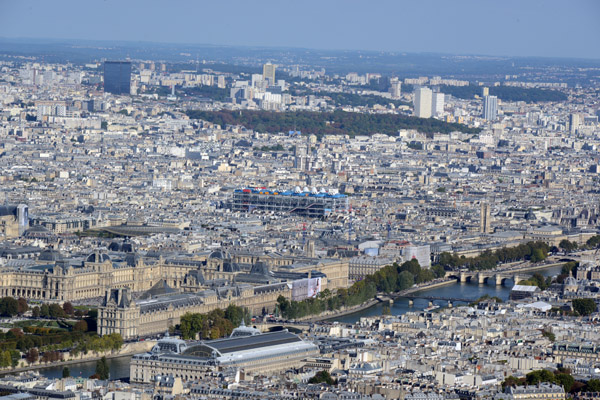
[1,0,599,59]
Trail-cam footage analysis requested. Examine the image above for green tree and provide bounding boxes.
[95,356,109,380]
[62,302,74,315]
[25,348,38,364]
[555,373,574,392]
[572,298,597,316]
[31,306,40,318]
[48,304,66,318]
[542,330,555,342]
[561,261,578,276]
[559,239,577,253]
[431,264,446,279]
[276,295,291,318]
[17,298,28,315]
[0,351,12,368]
[586,235,600,249]
[9,350,20,367]
[526,369,555,385]
[503,375,526,388]
[585,379,600,392]
[224,304,250,327]
[0,297,18,317]
[530,248,545,263]
[308,370,336,385]
[40,304,50,318]
[397,271,414,290]
[62,367,70,378]
[74,320,88,332]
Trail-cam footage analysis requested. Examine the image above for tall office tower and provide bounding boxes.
[432,92,445,116]
[482,86,489,97]
[569,113,581,133]
[217,75,226,88]
[262,63,276,85]
[104,61,132,95]
[251,74,264,88]
[482,95,498,121]
[389,78,402,99]
[294,144,308,170]
[413,87,432,118]
[480,202,491,234]
[16,204,28,236]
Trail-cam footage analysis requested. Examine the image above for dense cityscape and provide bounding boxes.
[1,1,600,399]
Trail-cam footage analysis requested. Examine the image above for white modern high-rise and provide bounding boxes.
[432,92,445,116]
[482,95,498,121]
[251,74,263,87]
[389,78,402,99]
[569,113,580,133]
[262,63,276,85]
[413,87,432,118]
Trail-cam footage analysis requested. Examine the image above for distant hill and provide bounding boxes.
[439,85,568,103]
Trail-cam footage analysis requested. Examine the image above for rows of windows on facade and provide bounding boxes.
[104,61,132,95]
[413,86,497,121]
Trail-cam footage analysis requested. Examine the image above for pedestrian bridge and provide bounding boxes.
[379,294,475,308]
[445,270,529,286]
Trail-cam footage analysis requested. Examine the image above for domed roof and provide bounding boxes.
[222,262,240,273]
[229,320,261,338]
[564,276,578,286]
[108,241,135,253]
[250,261,270,275]
[209,250,230,260]
[125,253,141,267]
[39,249,63,262]
[186,269,205,285]
[86,252,111,263]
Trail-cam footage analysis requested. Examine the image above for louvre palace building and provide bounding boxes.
[0,246,349,340]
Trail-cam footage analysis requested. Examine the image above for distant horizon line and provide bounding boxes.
[0,36,599,63]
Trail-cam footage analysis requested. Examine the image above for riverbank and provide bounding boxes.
[307,263,564,324]
[0,340,155,376]
[303,280,456,322]
[401,278,457,295]
[302,298,380,323]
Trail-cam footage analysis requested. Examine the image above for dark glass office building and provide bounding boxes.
[104,61,131,95]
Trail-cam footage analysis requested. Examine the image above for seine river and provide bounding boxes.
[36,265,562,380]
[332,264,563,323]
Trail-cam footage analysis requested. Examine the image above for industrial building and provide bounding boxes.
[229,187,348,218]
